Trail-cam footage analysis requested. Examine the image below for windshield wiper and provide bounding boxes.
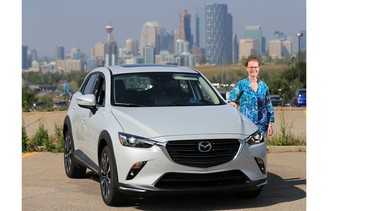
[116,103,144,107]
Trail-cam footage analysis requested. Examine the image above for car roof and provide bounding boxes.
[107,64,199,75]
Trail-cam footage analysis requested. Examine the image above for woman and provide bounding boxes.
[227,56,274,137]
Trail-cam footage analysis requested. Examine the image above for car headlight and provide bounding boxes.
[118,132,156,148]
[245,129,265,145]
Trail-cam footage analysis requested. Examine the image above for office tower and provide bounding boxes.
[86,57,98,72]
[22,45,29,70]
[195,13,200,48]
[239,39,259,61]
[268,31,292,58]
[104,25,118,66]
[205,3,228,65]
[125,39,138,56]
[56,45,65,60]
[233,34,239,64]
[30,49,38,62]
[70,47,81,60]
[92,41,105,66]
[140,21,162,57]
[268,39,292,58]
[226,13,233,64]
[175,39,189,55]
[143,45,155,64]
[179,9,192,51]
[244,25,263,56]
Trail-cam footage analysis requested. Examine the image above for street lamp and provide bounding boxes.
[291,56,295,81]
[296,32,303,83]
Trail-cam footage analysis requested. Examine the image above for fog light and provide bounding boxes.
[254,157,266,174]
[126,161,147,180]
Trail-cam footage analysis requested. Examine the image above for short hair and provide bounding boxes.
[244,56,260,67]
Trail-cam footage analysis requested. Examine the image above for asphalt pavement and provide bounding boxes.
[22,151,306,210]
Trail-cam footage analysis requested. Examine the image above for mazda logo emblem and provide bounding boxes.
[197,141,212,152]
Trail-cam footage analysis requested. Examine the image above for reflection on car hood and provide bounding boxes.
[111,105,258,139]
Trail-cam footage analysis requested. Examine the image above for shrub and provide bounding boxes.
[30,124,54,151]
[267,110,306,146]
[53,123,64,153]
[22,126,30,152]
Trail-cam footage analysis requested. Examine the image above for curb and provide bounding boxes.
[267,146,306,153]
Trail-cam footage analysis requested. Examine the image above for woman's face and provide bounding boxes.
[246,60,260,78]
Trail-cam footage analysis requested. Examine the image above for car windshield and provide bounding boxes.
[112,72,225,107]
[298,90,306,97]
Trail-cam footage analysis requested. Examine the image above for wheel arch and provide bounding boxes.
[97,130,116,166]
[63,115,71,136]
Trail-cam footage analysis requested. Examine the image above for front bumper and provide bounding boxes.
[113,134,267,195]
[118,177,267,196]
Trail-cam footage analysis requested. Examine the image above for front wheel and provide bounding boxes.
[64,128,86,178]
[100,146,123,206]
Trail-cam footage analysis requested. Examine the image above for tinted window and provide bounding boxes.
[112,72,225,107]
[82,74,98,95]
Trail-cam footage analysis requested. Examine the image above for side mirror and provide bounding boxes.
[77,94,97,114]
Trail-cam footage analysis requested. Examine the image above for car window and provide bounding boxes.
[94,75,105,106]
[81,73,98,95]
[112,72,224,107]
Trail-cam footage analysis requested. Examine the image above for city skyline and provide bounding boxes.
[22,0,306,58]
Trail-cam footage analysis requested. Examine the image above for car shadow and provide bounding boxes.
[86,171,306,209]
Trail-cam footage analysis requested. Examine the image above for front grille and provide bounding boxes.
[155,170,249,189]
[166,139,240,168]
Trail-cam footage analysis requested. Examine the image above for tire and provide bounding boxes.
[234,188,262,199]
[100,146,123,206]
[64,128,86,178]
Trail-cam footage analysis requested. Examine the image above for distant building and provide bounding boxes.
[268,32,292,58]
[143,45,155,64]
[22,45,30,70]
[55,59,82,72]
[179,9,192,51]
[56,45,65,60]
[104,25,118,66]
[239,39,259,61]
[205,3,229,65]
[92,41,105,66]
[140,21,161,57]
[125,39,138,56]
[244,25,264,56]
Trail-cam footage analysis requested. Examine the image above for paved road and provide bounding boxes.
[22,151,306,210]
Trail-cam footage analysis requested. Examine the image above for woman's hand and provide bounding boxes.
[268,125,273,136]
[229,102,238,108]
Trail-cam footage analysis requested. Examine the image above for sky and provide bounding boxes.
[22,0,306,58]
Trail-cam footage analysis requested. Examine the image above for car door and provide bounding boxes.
[80,73,107,167]
[72,73,99,153]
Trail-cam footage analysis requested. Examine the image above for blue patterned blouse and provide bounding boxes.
[227,78,275,134]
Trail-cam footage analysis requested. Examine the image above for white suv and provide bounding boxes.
[63,64,267,206]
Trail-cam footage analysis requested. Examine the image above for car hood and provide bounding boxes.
[111,105,258,139]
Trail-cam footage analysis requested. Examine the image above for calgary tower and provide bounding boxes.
[104,25,118,67]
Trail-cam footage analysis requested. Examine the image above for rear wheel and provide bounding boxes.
[64,128,86,178]
[100,146,123,206]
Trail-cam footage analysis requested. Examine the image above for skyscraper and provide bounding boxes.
[56,45,65,60]
[195,13,200,48]
[179,10,192,51]
[140,21,161,57]
[244,25,264,56]
[205,3,229,65]
[22,45,30,70]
